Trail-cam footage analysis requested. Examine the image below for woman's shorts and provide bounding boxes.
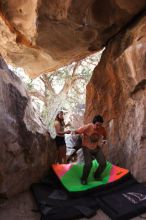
[55,136,66,148]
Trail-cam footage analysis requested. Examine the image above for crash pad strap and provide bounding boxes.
[39,200,96,218]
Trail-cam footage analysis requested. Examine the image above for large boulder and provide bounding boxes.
[85,13,146,182]
[0,1,146,77]
[0,57,56,197]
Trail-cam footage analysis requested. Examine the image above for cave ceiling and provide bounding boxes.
[0,0,146,78]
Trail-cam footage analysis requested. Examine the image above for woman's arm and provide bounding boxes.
[54,121,70,135]
[64,122,71,128]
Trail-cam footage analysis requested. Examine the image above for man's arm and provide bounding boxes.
[102,128,107,144]
[74,124,89,134]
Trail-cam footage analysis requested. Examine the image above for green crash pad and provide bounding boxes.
[52,160,129,192]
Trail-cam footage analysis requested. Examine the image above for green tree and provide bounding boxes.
[9,52,102,136]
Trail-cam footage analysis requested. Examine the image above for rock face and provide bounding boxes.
[0,1,146,77]
[0,1,146,198]
[85,13,146,182]
[0,57,56,197]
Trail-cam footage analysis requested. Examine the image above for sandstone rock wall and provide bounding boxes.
[0,57,56,197]
[85,13,146,182]
[0,1,146,198]
[0,1,146,77]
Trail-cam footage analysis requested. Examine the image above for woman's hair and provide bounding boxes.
[92,115,104,124]
[55,111,65,126]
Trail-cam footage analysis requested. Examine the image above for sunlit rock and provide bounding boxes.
[0,0,145,77]
[85,13,146,182]
[0,57,56,197]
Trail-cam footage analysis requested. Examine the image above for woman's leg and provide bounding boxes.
[58,145,66,164]
[55,149,59,163]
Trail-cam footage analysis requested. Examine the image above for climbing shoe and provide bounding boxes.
[80,179,87,185]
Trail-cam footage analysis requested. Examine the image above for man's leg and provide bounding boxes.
[74,135,82,151]
[94,147,106,179]
[67,150,77,163]
[81,147,92,184]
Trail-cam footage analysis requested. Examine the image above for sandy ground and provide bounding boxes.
[0,191,40,220]
[0,191,146,220]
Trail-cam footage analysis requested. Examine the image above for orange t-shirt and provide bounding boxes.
[76,123,107,149]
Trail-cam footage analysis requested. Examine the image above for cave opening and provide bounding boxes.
[9,50,103,137]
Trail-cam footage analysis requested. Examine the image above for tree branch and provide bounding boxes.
[29,89,46,102]
[40,74,56,94]
[71,61,81,77]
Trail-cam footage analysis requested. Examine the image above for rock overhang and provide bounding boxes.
[0,0,146,78]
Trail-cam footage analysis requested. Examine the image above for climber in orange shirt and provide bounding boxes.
[74,115,107,185]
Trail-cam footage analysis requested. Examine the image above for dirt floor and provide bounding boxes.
[0,191,146,220]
